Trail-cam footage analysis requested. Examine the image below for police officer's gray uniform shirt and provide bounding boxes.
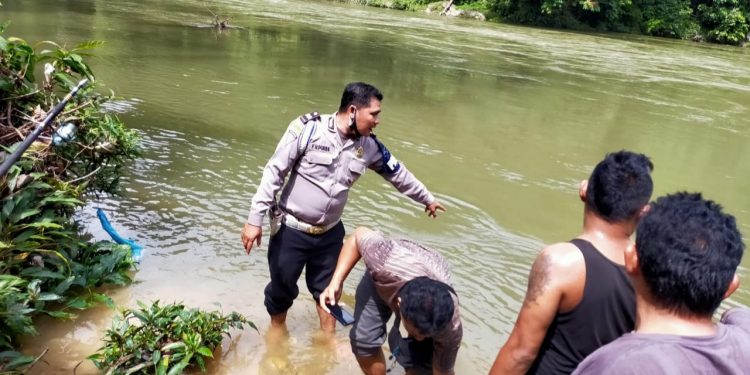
[247,113,435,228]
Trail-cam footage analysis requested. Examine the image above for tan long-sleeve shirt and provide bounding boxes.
[247,113,435,227]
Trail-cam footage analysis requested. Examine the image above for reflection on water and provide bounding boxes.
[5,0,750,373]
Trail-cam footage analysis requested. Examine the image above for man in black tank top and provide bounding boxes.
[489,151,654,375]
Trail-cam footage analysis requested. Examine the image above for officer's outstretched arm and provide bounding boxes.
[369,137,437,213]
[319,226,372,312]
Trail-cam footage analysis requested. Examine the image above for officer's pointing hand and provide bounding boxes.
[241,223,262,255]
[425,201,446,218]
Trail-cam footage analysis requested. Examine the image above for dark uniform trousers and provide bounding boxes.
[264,221,345,315]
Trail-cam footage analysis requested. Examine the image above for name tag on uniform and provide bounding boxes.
[306,152,333,165]
[310,144,331,152]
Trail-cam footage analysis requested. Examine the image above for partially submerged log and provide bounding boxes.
[205,6,233,30]
[439,0,453,16]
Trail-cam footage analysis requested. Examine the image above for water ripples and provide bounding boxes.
[78,123,550,370]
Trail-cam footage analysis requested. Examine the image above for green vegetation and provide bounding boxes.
[697,0,749,44]
[639,0,700,40]
[351,0,750,45]
[1,22,257,375]
[348,0,433,11]
[1,22,140,373]
[88,301,256,375]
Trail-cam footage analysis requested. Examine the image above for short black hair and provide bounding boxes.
[338,82,383,112]
[636,192,744,317]
[586,150,654,222]
[398,277,455,336]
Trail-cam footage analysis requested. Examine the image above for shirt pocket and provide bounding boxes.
[344,159,367,186]
[301,152,333,182]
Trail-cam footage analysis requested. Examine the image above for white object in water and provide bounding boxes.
[44,63,55,83]
[52,122,77,146]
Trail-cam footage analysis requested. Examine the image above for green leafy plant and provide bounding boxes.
[0,350,37,375]
[0,25,140,369]
[0,166,135,344]
[0,274,40,374]
[89,301,256,375]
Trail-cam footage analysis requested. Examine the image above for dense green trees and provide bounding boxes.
[488,0,749,44]
[358,0,750,45]
[639,0,699,39]
[696,0,749,44]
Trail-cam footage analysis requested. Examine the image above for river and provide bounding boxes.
[3,0,750,373]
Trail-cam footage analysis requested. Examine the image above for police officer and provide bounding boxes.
[241,82,445,334]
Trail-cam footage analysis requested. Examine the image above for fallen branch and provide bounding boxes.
[24,348,50,374]
[67,165,102,184]
[440,0,454,16]
[205,3,230,29]
[103,354,135,375]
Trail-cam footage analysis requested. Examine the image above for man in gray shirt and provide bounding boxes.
[573,192,750,375]
[320,227,462,375]
[241,82,444,334]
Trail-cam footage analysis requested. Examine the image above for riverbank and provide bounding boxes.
[0,31,140,371]
[345,0,750,46]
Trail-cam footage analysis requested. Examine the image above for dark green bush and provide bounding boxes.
[89,301,256,375]
[639,0,700,39]
[697,0,749,44]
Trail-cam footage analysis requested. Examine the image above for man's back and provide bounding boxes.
[489,151,654,375]
[574,307,750,375]
[529,239,635,374]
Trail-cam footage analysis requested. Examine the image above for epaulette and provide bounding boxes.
[299,112,321,125]
[296,113,319,157]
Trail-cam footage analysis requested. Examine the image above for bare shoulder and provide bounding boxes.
[524,242,584,305]
[539,242,585,271]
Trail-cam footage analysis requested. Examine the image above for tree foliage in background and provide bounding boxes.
[697,0,749,44]
[485,0,750,44]
[1,20,140,373]
[354,0,750,44]
[638,0,700,39]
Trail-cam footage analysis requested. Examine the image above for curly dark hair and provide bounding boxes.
[398,276,455,337]
[586,150,654,222]
[338,82,383,111]
[636,192,745,317]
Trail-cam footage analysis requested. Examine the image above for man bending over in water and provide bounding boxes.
[321,227,462,375]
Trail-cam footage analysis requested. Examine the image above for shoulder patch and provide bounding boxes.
[372,135,401,175]
[299,111,321,125]
[287,121,305,138]
[286,111,320,145]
